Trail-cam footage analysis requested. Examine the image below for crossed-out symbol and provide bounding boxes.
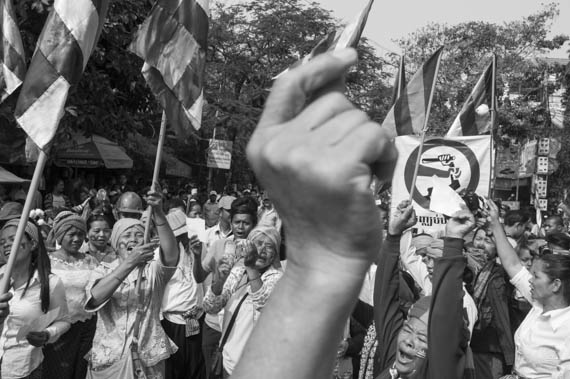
[404,139,480,210]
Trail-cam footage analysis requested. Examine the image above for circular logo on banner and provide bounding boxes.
[404,139,480,210]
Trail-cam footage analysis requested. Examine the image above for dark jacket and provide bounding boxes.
[374,234,470,379]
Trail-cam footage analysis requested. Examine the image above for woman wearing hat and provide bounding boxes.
[43,211,99,379]
[85,187,179,378]
[202,226,283,377]
[0,219,70,379]
[368,201,474,379]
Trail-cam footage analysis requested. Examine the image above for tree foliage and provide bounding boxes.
[394,2,568,137]
[1,0,390,188]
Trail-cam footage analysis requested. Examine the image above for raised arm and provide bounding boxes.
[231,49,397,379]
[190,235,209,283]
[486,199,523,278]
[147,187,179,267]
[374,200,417,371]
[424,208,474,379]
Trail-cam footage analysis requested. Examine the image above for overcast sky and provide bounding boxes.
[315,0,570,58]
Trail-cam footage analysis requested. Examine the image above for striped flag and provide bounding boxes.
[274,0,374,79]
[0,0,25,103]
[446,61,494,137]
[14,0,109,151]
[130,0,210,137]
[382,47,443,137]
[391,55,406,106]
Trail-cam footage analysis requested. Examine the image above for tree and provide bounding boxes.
[202,0,391,187]
[1,0,391,189]
[393,3,568,137]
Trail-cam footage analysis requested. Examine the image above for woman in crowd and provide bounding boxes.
[81,214,116,263]
[202,226,283,377]
[0,219,70,379]
[469,226,515,378]
[371,201,473,379]
[44,179,72,220]
[487,200,570,378]
[43,211,99,379]
[192,196,258,378]
[85,187,179,379]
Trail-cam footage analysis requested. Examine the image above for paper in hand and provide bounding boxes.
[186,218,207,242]
[17,307,61,342]
[429,176,467,217]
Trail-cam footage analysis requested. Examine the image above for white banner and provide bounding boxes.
[391,135,491,236]
[207,139,233,170]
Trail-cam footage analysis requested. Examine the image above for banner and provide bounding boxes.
[207,139,232,169]
[392,135,491,235]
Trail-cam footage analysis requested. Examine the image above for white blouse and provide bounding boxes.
[0,270,70,379]
[49,253,99,323]
[510,268,570,378]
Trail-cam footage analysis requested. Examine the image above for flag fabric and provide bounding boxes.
[391,135,492,235]
[274,0,374,79]
[446,60,494,137]
[14,0,109,151]
[130,0,210,137]
[391,55,406,106]
[0,0,25,103]
[382,47,443,137]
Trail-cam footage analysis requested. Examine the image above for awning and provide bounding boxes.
[54,134,133,169]
[0,166,29,184]
[165,156,192,178]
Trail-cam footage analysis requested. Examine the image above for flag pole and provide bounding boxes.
[0,150,48,294]
[397,53,405,98]
[144,111,167,243]
[488,54,497,199]
[408,49,443,202]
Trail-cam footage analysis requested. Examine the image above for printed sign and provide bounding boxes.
[392,135,491,235]
[207,140,233,170]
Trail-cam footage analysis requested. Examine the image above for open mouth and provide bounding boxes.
[397,347,415,365]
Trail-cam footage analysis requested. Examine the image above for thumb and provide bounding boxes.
[258,48,358,129]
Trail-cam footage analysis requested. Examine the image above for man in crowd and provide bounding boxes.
[542,214,566,237]
[114,191,143,220]
[502,210,530,248]
[257,193,281,231]
[203,191,220,228]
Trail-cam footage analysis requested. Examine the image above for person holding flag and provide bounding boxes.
[84,187,179,378]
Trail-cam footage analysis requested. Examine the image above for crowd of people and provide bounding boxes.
[0,48,569,379]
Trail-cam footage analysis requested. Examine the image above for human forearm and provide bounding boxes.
[87,261,135,308]
[490,221,522,278]
[155,210,179,267]
[46,320,71,344]
[427,237,467,379]
[232,259,368,379]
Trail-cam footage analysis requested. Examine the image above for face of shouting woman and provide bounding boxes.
[116,226,145,258]
[251,234,277,271]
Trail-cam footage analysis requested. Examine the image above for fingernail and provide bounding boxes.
[332,48,357,63]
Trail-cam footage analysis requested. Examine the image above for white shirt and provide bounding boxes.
[359,265,376,306]
[510,268,570,378]
[161,244,204,325]
[0,271,70,379]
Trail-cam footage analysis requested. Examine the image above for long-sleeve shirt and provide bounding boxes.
[374,234,470,379]
[203,265,282,374]
[0,271,70,379]
[399,233,478,336]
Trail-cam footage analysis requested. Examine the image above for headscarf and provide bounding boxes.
[247,226,281,267]
[248,226,281,254]
[52,211,87,244]
[424,239,444,259]
[1,218,40,245]
[111,218,144,250]
[408,295,431,326]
